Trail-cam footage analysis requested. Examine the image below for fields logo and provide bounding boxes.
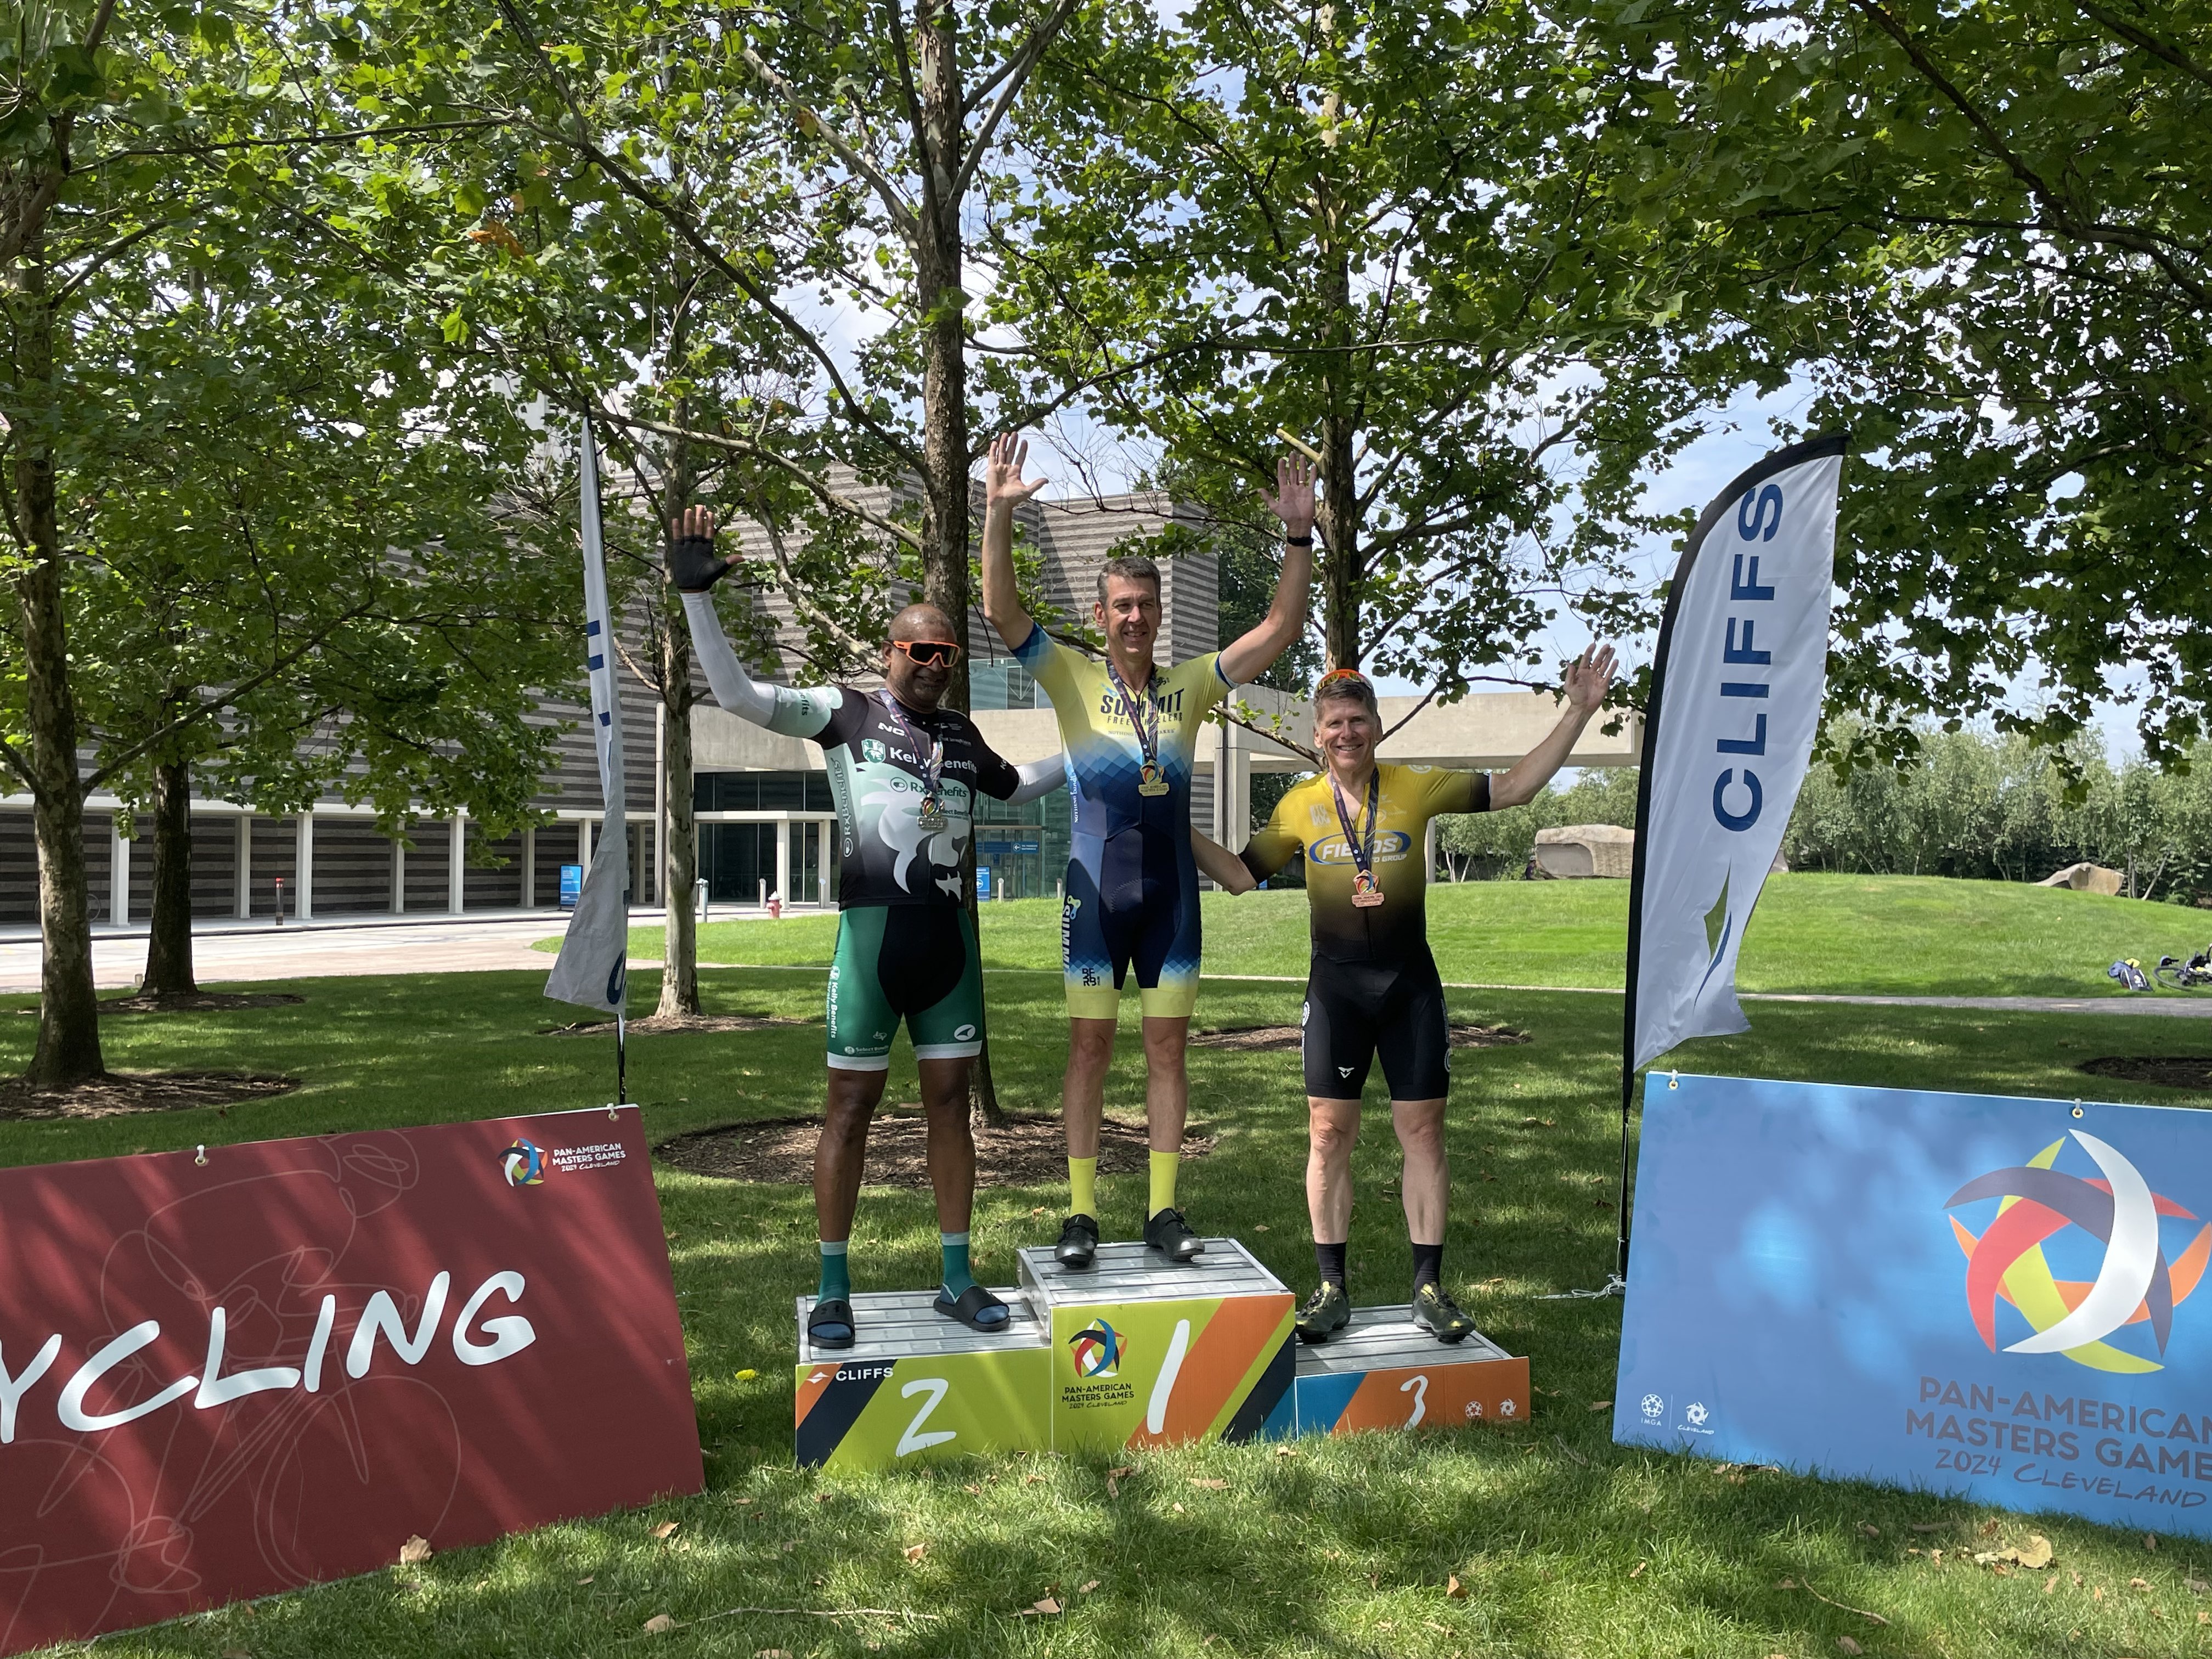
[1068,1318,1126,1380]
[500,1138,548,1188]
[1946,1130,2212,1374]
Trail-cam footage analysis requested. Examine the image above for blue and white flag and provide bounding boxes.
[1626,435,1845,1070]
[546,418,630,1014]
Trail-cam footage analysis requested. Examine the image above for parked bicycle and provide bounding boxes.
[2155,945,2212,992]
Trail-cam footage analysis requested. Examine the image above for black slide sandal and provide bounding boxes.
[808,1298,857,1350]
[933,1284,1011,1333]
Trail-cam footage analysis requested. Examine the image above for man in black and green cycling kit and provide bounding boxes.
[670,507,1064,1350]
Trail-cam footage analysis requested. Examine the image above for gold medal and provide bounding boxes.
[1138,760,1169,797]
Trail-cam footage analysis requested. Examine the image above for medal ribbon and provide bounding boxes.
[874,691,945,804]
[1108,662,1163,776]
[1330,769,1381,886]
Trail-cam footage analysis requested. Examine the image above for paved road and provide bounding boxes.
[2,917,2202,1020]
[0,912,582,994]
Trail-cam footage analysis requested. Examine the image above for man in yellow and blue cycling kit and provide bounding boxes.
[980,432,1316,1267]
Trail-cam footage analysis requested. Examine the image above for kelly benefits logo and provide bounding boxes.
[1946,1130,2210,1374]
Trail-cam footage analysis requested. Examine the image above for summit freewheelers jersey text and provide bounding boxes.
[757,685,1024,908]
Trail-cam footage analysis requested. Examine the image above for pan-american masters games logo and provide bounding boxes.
[1069,1318,1126,1380]
[500,1138,548,1188]
[1946,1130,2212,1375]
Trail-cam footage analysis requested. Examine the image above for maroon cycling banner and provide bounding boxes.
[0,1107,701,1655]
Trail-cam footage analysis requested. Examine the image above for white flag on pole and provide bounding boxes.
[545,417,630,1014]
[1626,435,1845,1070]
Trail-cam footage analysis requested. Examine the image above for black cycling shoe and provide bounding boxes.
[667,531,735,592]
[1412,1282,1475,1344]
[1143,1206,1205,1263]
[1295,1281,1351,1344]
[1054,1212,1099,1270]
[807,1297,857,1351]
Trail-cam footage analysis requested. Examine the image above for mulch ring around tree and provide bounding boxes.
[2078,1056,2212,1091]
[1189,1020,1530,1053]
[542,1013,813,1037]
[13,992,307,1016]
[0,1072,300,1121]
[657,1112,1215,1190]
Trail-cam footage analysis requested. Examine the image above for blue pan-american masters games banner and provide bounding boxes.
[1616,1074,2212,1536]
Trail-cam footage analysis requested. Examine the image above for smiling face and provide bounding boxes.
[1313,693,1381,783]
[882,604,958,712]
[1094,573,1160,672]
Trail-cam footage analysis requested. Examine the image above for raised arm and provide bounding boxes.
[980,432,1047,653]
[1218,456,1318,686]
[669,507,835,740]
[1191,828,1256,893]
[1489,645,1620,808]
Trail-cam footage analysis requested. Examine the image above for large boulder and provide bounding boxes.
[1532,823,1635,879]
[2037,861,2124,896]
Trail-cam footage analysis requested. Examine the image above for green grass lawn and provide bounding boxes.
[12,964,2212,1656]
[573,871,2212,1001]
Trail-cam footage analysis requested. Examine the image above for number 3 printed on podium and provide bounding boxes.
[896,1378,956,1457]
[1400,1374,1428,1428]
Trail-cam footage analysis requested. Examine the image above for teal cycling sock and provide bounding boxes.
[817,1240,851,1304]
[940,1232,977,1299]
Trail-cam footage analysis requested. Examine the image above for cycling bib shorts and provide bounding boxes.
[825,904,984,1071]
[1301,950,1452,1102]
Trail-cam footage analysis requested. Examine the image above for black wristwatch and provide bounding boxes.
[1284,533,1314,549]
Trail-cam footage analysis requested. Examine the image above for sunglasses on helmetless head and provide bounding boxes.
[890,639,962,667]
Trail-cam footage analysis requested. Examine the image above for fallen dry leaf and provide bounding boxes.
[2191,1577,2211,1594]
[1254,1223,1269,1232]
[2147,1533,2160,1551]
[1775,1578,1797,1590]
[814,1492,832,1504]
[2132,1577,2153,1590]
[651,1521,680,1541]
[1589,1400,1612,1412]
[1031,1206,1047,1217]
[1019,1597,1062,1617]
[1629,1560,1647,1580]
[1446,1575,1467,1599]
[1979,1518,2001,1538]
[904,1543,927,1562]
[643,1612,676,1634]
[398,1536,432,1566]
[2045,1573,2059,1594]
[2095,1585,2106,1601]
[1837,1640,1863,1657]
[734,1497,754,1506]
[1859,1523,1880,1538]
[1079,1579,1101,1594]
[1190,1478,1228,1489]
[1171,1501,1187,1514]
[2018,1534,2053,1570]
[1108,1464,1137,1478]
[1274,1446,1299,1459]
[576,1575,594,1585]
[2201,1611,2210,1626]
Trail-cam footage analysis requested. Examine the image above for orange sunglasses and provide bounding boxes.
[890,639,962,667]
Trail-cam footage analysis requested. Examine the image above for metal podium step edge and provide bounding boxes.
[1293,1304,1518,1374]
[795,1288,1049,1365]
[1014,1238,1289,1308]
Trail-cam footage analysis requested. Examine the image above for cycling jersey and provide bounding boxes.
[1242,763,1489,964]
[1013,627,1231,1018]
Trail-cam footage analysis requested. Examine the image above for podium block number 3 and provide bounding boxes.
[896,1378,956,1457]
[1400,1374,1428,1429]
[1146,1319,1193,1435]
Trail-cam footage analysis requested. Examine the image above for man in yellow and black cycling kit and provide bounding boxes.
[981,432,1314,1268]
[1195,653,1615,1342]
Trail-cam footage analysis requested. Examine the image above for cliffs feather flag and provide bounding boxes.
[1626,433,1846,1070]
[545,417,629,1017]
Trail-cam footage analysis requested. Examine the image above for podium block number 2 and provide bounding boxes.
[896,1378,956,1457]
[1400,1374,1428,1428]
[1146,1318,1193,1435]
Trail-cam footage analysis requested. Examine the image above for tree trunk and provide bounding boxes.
[7,226,103,1086]
[915,2,1005,1127]
[141,755,198,997]
[657,423,702,1018]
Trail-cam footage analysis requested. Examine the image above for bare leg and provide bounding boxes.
[1391,1097,1449,1243]
[1063,1017,1116,1159]
[1307,1097,1362,1244]
[919,1057,977,1235]
[815,1066,889,1244]
[1141,1014,1190,1153]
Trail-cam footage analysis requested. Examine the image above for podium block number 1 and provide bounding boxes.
[1146,1318,1193,1435]
[896,1378,956,1458]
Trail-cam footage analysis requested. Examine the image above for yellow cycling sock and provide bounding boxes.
[1068,1156,1098,1219]
[1149,1149,1180,1218]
